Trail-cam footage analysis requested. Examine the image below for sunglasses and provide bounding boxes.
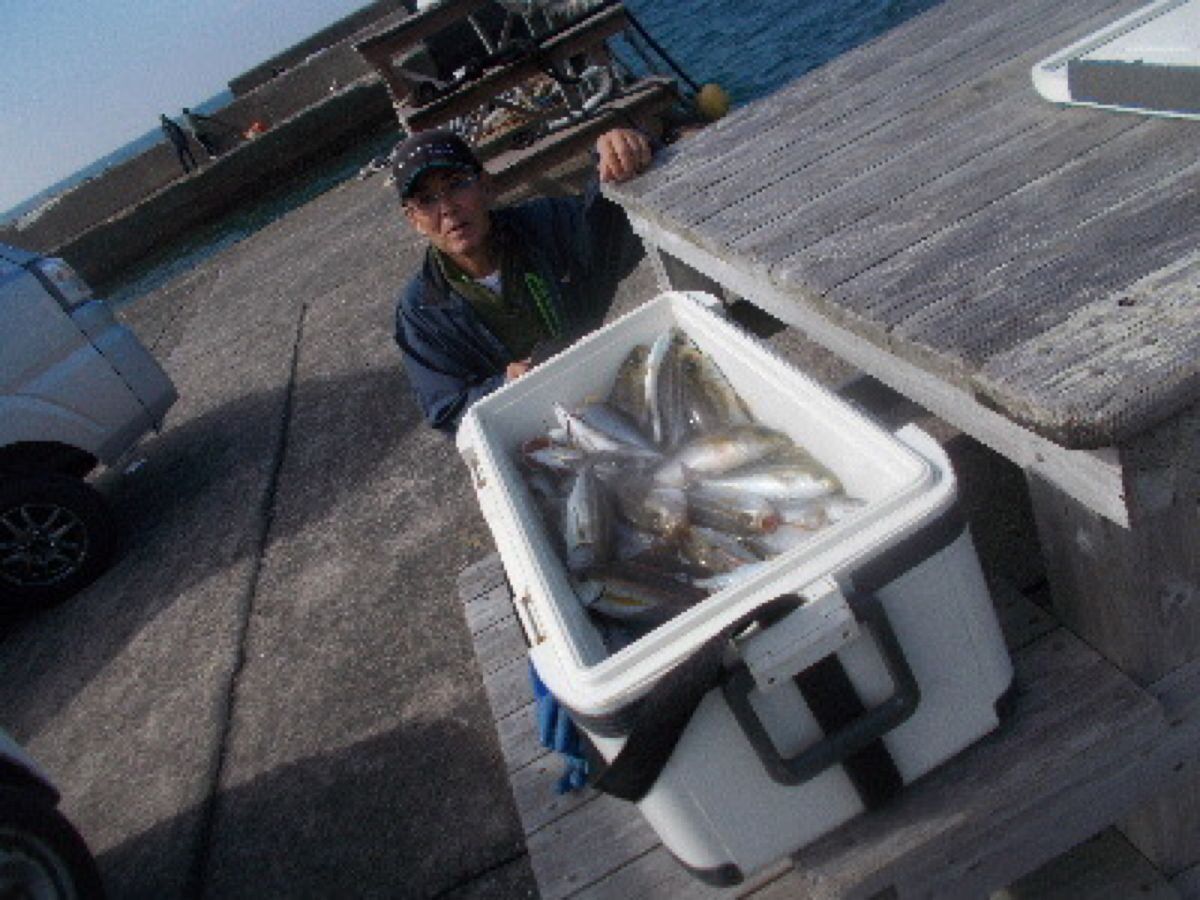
[404,173,481,215]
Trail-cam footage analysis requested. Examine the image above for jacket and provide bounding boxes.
[394,181,643,433]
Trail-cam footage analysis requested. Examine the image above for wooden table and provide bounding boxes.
[599,0,1200,888]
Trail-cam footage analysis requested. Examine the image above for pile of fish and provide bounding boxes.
[516,328,864,647]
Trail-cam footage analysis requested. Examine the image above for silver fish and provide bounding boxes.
[565,465,613,574]
[614,476,689,537]
[659,330,692,450]
[577,401,657,451]
[701,463,841,502]
[582,561,706,625]
[678,525,761,574]
[746,525,817,558]
[645,331,671,446]
[679,344,753,431]
[521,436,587,474]
[654,425,794,488]
[777,494,866,528]
[687,484,780,536]
[695,559,778,594]
[608,344,652,429]
[555,402,660,459]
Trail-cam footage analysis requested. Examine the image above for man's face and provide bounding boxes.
[403,168,492,263]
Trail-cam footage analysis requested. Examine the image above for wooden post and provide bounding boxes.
[1025,398,1200,877]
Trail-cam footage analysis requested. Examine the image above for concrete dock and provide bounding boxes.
[0,150,1150,897]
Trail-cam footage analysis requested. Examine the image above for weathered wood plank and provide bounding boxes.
[496,702,546,774]
[841,116,1185,343]
[637,0,1135,219]
[781,628,1167,899]
[463,581,515,635]
[974,249,1200,449]
[1026,406,1200,685]
[618,0,1014,201]
[458,551,507,606]
[511,756,596,835]
[995,828,1180,900]
[525,795,659,900]
[774,108,1133,293]
[483,652,535,721]
[570,848,793,900]
[669,0,1141,237]
[1123,659,1200,879]
[472,612,528,676]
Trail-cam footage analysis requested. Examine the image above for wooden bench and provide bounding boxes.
[596,0,1200,886]
[353,0,675,191]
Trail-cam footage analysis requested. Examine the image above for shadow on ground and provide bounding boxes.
[0,366,425,736]
[98,718,530,900]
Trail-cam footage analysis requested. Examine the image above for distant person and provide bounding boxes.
[392,127,654,433]
[182,108,237,159]
[159,114,197,173]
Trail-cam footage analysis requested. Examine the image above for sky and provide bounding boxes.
[0,0,373,214]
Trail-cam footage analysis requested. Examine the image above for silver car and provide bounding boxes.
[0,243,176,611]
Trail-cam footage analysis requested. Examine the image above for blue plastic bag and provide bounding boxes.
[530,661,589,793]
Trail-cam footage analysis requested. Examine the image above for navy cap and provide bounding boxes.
[392,130,481,199]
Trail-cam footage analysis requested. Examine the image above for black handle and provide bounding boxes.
[721,591,920,786]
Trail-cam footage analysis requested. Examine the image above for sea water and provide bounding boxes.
[101,0,943,305]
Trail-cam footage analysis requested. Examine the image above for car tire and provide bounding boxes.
[0,784,106,899]
[0,475,116,613]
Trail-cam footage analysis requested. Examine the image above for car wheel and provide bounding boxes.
[0,785,105,899]
[0,476,116,612]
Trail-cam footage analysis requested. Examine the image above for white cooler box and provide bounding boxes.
[457,291,1014,885]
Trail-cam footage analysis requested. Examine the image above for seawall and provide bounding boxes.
[0,4,409,260]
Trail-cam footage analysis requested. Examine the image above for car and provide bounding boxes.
[0,726,106,898]
[0,242,177,612]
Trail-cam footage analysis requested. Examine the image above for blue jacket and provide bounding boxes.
[394,182,643,433]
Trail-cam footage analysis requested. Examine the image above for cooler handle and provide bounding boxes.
[722,591,920,786]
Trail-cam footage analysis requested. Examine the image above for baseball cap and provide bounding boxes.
[392,130,481,199]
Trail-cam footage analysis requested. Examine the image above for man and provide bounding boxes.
[160,114,197,174]
[393,127,653,433]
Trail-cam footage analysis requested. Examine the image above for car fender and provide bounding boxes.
[0,395,122,465]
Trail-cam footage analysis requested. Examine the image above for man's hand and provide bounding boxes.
[506,358,534,382]
[596,128,653,183]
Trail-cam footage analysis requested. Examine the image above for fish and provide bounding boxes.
[608,344,652,429]
[580,560,707,626]
[645,329,694,447]
[777,494,867,528]
[613,476,689,537]
[564,465,614,573]
[645,330,673,446]
[555,402,660,459]
[520,436,587,474]
[679,344,753,431]
[686,484,781,535]
[694,559,778,594]
[746,524,817,558]
[575,401,657,451]
[654,425,794,487]
[677,525,762,574]
[658,330,693,450]
[700,463,841,502]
